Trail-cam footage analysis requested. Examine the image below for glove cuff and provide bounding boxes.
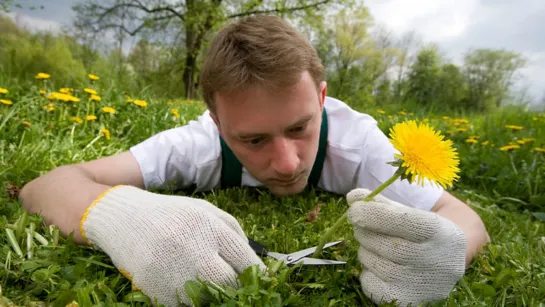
[79,185,149,246]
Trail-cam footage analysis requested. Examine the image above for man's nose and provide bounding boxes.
[270,137,299,176]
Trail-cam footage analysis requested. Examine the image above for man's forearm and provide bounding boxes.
[432,191,490,268]
[19,165,111,244]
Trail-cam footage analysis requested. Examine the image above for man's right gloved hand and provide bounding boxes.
[79,185,266,306]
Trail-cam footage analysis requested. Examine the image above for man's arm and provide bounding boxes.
[19,151,145,244]
[431,191,491,268]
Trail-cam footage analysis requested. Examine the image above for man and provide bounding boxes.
[19,15,490,307]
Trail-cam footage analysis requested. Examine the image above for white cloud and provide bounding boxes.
[6,11,62,34]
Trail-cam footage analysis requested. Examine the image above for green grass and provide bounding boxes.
[1,79,545,306]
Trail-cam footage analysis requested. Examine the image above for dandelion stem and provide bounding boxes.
[311,172,401,258]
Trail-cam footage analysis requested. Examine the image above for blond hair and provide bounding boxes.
[199,15,325,113]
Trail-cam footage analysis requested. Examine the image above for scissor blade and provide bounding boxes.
[287,241,343,263]
[292,257,346,265]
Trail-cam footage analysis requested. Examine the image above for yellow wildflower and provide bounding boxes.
[0,88,8,94]
[35,72,51,79]
[59,88,71,94]
[457,128,467,132]
[1,99,13,105]
[42,103,55,111]
[465,138,478,144]
[71,117,83,124]
[500,144,520,152]
[86,115,97,121]
[534,147,545,153]
[50,92,80,102]
[22,121,31,127]
[84,88,97,95]
[505,125,523,131]
[133,99,148,107]
[102,107,116,114]
[389,120,460,189]
[39,89,46,95]
[377,109,386,114]
[481,141,489,146]
[90,95,101,102]
[398,111,406,116]
[171,109,180,119]
[101,128,111,140]
[88,74,100,81]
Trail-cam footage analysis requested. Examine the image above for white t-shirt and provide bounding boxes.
[129,96,444,211]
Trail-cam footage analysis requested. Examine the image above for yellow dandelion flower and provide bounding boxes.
[35,72,51,79]
[102,107,116,114]
[39,89,46,95]
[42,103,55,111]
[90,95,101,101]
[423,118,429,122]
[505,125,523,131]
[481,141,489,146]
[84,88,97,95]
[171,109,180,119]
[398,111,406,116]
[457,128,467,132]
[125,96,134,103]
[388,115,392,119]
[1,99,13,105]
[499,144,520,152]
[71,117,83,124]
[22,121,31,127]
[377,109,386,114]
[100,128,111,140]
[534,147,545,153]
[133,99,148,107]
[533,117,539,121]
[0,88,8,94]
[59,88,71,94]
[86,115,97,121]
[389,120,460,189]
[88,74,100,81]
[465,138,478,144]
[443,116,450,120]
[50,92,80,102]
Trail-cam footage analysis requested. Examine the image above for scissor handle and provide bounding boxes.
[247,237,268,257]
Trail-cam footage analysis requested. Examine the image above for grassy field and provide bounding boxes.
[1,74,545,306]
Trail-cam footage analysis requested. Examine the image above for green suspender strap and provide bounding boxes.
[220,108,328,189]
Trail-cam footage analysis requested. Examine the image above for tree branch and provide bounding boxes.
[227,0,331,18]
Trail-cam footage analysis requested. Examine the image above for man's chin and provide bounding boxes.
[266,180,308,196]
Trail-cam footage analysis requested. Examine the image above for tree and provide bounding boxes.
[71,0,346,100]
[405,44,442,106]
[462,48,527,111]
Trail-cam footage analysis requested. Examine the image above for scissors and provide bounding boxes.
[247,237,346,266]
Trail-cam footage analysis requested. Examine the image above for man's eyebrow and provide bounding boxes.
[236,113,315,139]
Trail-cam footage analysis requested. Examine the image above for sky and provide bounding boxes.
[4,0,545,107]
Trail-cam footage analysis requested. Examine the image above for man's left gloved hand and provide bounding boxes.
[346,188,467,307]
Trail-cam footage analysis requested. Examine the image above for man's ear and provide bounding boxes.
[319,81,327,109]
[209,112,223,137]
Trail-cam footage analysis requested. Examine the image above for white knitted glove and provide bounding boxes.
[79,185,265,307]
[346,188,467,306]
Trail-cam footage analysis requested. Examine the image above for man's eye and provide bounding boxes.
[291,125,306,133]
[246,137,264,145]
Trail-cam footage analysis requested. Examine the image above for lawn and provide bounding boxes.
[1,75,545,306]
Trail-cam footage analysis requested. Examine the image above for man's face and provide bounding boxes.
[211,71,327,196]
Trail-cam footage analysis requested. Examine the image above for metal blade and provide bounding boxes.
[286,241,344,264]
[291,257,347,265]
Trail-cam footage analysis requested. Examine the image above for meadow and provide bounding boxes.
[1,73,545,306]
